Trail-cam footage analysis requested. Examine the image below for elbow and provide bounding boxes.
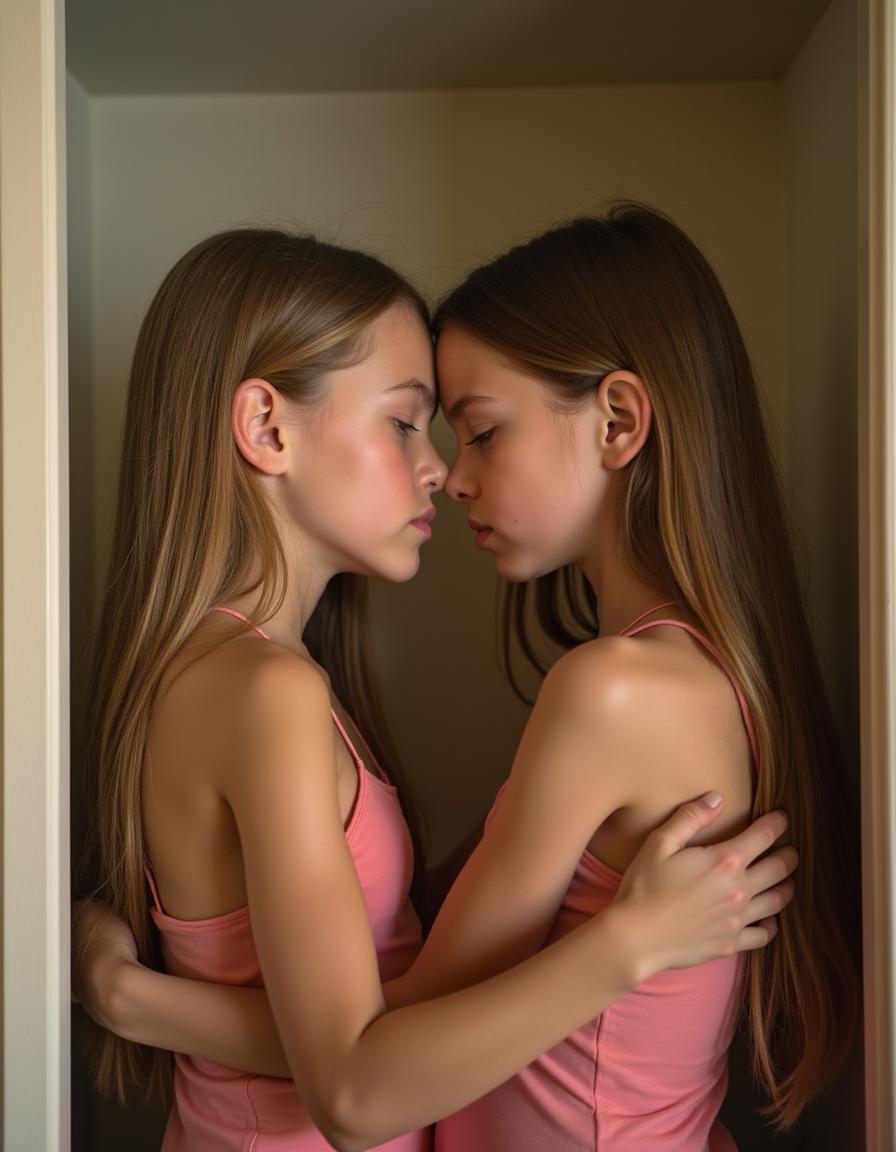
[314,1117,375,1152]
[311,1085,387,1152]
[318,1131,370,1152]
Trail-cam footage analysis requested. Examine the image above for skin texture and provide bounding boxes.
[73,308,796,1152]
[437,327,754,869]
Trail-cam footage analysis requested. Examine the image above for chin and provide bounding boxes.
[494,555,538,583]
[383,552,423,584]
[349,548,422,585]
[495,548,564,584]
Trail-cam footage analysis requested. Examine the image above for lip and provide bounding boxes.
[467,517,493,549]
[410,506,437,539]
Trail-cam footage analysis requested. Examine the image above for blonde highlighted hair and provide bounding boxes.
[82,229,428,1102]
[433,204,858,1128]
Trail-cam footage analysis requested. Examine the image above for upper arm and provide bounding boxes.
[398,641,639,1001]
[215,651,384,1109]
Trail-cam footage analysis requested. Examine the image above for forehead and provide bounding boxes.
[435,325,541,416]
[364,303,434,377]
[323,303,435,406]
[435,326,503,404]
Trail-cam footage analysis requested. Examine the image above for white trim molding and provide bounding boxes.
[0,0,70,1147]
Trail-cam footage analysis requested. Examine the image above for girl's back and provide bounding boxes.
[144,612,426,1151]
[436,611,755,1151]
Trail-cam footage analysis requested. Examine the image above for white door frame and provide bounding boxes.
[0,0,70,1148]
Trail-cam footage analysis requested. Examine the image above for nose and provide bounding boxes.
[421,441,448,493]
[444,456,476,503]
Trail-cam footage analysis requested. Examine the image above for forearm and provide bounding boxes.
[301,903,644,1151]
[108,963,291,1078]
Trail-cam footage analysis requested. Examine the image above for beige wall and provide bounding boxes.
[67,36,866,1152]
[782,0,864,1147]
[82,81,786,867]
[785,0,859,748]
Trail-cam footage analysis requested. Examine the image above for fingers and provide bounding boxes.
[745,880,794,925]
[737,916,778,952]
[716,810,789,868]
[650,792,724,855]
[744,845,798,898]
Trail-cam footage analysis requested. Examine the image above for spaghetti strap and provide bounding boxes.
[209,606,384,780]
[209,604,272,640]
[621,616,759,766]
[618,601,679,633]
[144,864,164,914]
[330,709,365,773]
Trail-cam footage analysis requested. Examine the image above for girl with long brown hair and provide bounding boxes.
[425,204,857,1147]
[74,222,798,1151]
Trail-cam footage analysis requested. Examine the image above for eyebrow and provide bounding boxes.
[446,393,497,420]
[386,378,438,415]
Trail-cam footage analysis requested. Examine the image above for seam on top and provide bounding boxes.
[245,1075,262,1150]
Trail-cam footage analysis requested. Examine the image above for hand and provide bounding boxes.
[71,899,139,1030]
[614,794,797,981]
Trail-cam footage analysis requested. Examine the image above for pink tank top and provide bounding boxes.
[148,608,430,1152]
[435,605,757,1152]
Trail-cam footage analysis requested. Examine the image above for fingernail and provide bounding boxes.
[703,792,722,809]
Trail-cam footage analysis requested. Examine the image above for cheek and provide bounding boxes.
[350,440,416,512]
[508,448,597,546]
[494,444,568,526]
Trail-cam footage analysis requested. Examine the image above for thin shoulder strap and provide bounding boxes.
[330,709,365,773]
[620,601,679,632]
[209,604,272,639]
[144,864,164,914]
[622,616,759,766]
[210,606,378,777]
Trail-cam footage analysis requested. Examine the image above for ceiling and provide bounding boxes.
[67,0,834,96]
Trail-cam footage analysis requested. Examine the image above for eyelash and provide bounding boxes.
[394,418,420,438]
[466,428,495,448]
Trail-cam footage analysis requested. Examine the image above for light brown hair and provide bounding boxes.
[433,204,858,1128]
[82,228,428,1102]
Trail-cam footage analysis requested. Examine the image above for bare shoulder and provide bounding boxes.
[533,631,750,814]
[536,635,660,730]
[539,630,736,734]
[513,637,657,799]
[154,627,333,777]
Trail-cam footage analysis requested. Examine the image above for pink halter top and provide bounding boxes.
[435,604,755,1152]
[147,608,430,1152]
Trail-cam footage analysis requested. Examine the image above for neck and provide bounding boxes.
[226,530,336,653]
[577,516,676,637]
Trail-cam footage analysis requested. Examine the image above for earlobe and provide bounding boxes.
[231,378,288,475]
[599,371,652,471]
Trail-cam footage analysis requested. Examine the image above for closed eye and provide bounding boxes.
[466,428,495,448]
[394,418,420,437]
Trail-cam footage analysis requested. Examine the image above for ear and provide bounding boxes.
[596,370,652,470]
[231,378,289,475]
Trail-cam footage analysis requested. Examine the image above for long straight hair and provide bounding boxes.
[81,229,428,1103]
[433,204,857,1128]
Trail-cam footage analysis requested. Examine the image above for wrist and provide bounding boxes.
[601,899,658,990]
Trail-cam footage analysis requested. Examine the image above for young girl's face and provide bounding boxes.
[437,325,609,582]
[284,304,446,583]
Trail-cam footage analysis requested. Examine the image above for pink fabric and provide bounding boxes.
[148,608,430,1151]
[435,611,752,1152]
